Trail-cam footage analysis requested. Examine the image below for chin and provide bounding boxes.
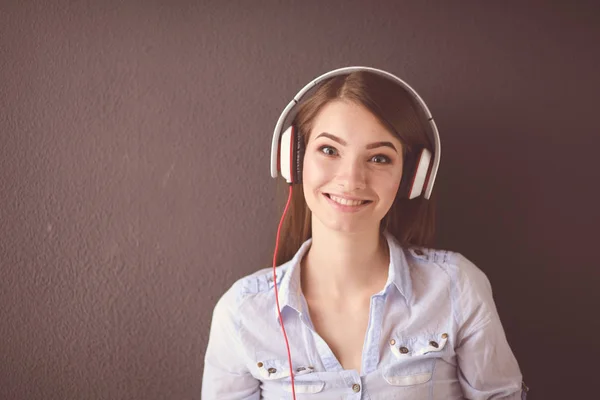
[317,216,377,236]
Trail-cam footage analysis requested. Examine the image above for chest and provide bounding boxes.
[306,298,371,373]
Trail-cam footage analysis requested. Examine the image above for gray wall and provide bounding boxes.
[1,1,599,399]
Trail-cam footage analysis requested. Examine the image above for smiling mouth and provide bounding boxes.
[324,193,372,207]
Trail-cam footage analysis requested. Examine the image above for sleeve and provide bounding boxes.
[454,254,526,400]
[201,283,260,400]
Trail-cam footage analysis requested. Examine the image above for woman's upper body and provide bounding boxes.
[202,69,525,399]
[201,232,524,399]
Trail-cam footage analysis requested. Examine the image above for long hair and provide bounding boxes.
[274,71,437,265]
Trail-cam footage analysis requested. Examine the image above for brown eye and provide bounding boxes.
[371,155,391,164]
[319,146,338,156]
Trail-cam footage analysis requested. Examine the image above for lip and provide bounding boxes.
[325,193,370,202]
[322,193,372,213]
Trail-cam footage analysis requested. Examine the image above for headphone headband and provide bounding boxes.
[270,66,441,199]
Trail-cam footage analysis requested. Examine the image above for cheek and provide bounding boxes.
[377,170,403,202]
[302,154,331,187]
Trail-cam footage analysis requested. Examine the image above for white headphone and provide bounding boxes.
[270,66,441,200]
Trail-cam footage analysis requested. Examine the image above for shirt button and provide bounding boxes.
[441,333,449,339]
[257,362,263,368]
[352,383,361,392]
[268,368,277,374]
[389,339,396,345]
[429,340,439,348]
[399,346,409,354]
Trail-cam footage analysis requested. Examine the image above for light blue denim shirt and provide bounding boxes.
[202,232,526,399]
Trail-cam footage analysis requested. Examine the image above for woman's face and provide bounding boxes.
[302,99,405,234]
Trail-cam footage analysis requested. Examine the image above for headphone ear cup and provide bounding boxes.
[408,148,432,199]
[399,148,432,199]
[278,125,304,184]
[293,126,304,184]
[279,126,293,183]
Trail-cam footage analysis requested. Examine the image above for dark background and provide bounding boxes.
[1,1,599,399]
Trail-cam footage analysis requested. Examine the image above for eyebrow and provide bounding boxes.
[315,132,398,153]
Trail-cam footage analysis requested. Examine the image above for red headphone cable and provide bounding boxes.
[272,184,297,399]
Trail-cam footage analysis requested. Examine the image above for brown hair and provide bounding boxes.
[274,70,437,265]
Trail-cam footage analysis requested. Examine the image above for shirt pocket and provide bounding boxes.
[382,356,436,387]
[257,359,325,396]
[381,332,449,398]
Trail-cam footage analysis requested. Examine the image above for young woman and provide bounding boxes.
[202,67,526,399]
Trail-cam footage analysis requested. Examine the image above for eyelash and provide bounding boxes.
[317,145,392,164]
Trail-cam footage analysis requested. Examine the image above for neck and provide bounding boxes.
[301,218,390,300]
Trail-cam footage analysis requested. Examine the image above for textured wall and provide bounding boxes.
[1,1,599,399]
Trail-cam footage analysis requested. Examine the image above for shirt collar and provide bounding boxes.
[383,231,413,302]
[273,231,413,322]
[274,237,312,322]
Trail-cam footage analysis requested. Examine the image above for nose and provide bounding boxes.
[336,158,367,192]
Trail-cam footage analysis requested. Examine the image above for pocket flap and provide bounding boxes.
[389,332,449,359]
[256,359,318,380]
[257,359,292,380]
[256,360,325,394]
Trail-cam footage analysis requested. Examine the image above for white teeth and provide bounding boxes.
[329,195,366,207]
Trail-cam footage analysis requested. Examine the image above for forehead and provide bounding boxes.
[309,100,400,144]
